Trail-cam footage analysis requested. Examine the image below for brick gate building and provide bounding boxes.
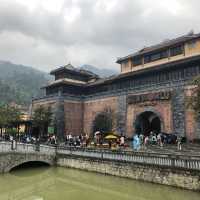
[33,33,200,141]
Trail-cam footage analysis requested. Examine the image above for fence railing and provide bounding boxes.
[57,146,200,171]
[0,142,200,171]
[0,141,56,155]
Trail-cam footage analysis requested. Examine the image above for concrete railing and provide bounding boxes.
[0,142,199,171]
[0,141,56,155]
[57,147,200,171]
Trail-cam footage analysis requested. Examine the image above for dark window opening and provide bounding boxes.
[144,55,151,63]
[144,50,168,63]
[132,56,142,66]
[170,45,183,57]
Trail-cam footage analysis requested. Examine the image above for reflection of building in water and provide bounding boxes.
[33,32,200,141]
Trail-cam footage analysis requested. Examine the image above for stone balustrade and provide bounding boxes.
[58,147,200,171]
[0,142,200,171]
[0,141,56,155]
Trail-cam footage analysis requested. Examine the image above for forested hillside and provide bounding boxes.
[81,64,118,77]
[0,61,50,105]
[0,61,118,106]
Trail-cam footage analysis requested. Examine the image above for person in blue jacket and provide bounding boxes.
[133,134,140,151]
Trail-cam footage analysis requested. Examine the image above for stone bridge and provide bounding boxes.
[0,142,56,172]
[0,142,200,190]
[1,141,200,173]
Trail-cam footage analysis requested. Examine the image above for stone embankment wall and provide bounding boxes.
[57,155,200,191]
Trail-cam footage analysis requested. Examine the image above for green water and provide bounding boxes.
[0,167,199,200]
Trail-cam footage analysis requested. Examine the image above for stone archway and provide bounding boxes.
[0,153,55,173]
[92,111,113,135]
[134,111,162,136]
[10,161,50,171]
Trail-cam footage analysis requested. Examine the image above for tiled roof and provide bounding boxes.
[117,32,200,63]
[91,54,200,86]
[41,78,86,89]
[43,55,200,89]
[50,63,99,78]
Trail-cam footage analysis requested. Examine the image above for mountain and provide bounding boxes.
[0,61,119,106]
[80,64,119,78]
[0,61,50,105]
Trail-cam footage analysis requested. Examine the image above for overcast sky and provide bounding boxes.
[0,0,200,72]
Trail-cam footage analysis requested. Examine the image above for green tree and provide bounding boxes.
[6,105,21,125]
[0,104,22,135]
[0,105,7,134]
[32,106,53,138]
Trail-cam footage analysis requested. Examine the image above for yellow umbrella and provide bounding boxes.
[105,135,118,139]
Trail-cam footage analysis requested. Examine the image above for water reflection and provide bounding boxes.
[0,167,199,200]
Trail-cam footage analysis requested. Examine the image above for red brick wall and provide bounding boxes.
[83,97,118,136]
[184,86,196,141]
[64,100,83,136]
[32,100,56,110]
[185,109,195,141]
[33,86,199,140]
[126,100,173,138]
[32,99,83,136]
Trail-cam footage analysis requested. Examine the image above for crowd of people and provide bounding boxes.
[63,131,184,151]
[65,134,89,147]
[132,131,184,151]
[64,132,126,149]
[0,133,57,146]
[0,129,185,151]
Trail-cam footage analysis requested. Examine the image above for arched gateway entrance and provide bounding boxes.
[134,111,162,136]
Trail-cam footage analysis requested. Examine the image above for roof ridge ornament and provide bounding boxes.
[187,29,194,36]
[65,62,75,70]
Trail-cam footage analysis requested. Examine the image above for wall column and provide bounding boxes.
[55,94,65,142]
[117,95,127,135]
[171,87,186,136]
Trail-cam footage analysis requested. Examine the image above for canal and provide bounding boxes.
[0,167,199,200]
